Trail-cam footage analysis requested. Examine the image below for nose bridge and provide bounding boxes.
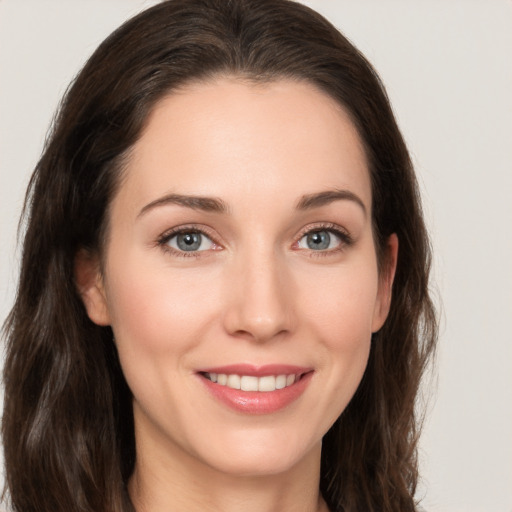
[224,243,293,342]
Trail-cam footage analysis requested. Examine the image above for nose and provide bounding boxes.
[222,249,295,343]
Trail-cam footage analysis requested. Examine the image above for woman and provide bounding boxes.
[2,1,437,511]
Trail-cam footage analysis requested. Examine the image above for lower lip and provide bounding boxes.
[199,372,313,414]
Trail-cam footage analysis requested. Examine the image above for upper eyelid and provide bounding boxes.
[158,224,218,243]
[296,222,351,239]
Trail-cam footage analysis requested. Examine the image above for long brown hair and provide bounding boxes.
[2,1,437,511]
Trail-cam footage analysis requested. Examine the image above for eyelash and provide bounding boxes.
[157,224,219,258]
[295,222,354,258]
[156,222,354,258]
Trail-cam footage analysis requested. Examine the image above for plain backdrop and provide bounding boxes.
[0,1,511,511]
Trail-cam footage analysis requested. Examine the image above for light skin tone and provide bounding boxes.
[77,77,397,512]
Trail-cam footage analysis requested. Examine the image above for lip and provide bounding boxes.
[196,364,313,415]
[197,363,311,377]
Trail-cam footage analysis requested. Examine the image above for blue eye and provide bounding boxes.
[298,230,342,251]
[167,231,214,252]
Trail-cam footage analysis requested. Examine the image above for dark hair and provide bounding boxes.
[2,1,437,511]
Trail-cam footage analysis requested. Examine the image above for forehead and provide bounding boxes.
[118,77,371,213]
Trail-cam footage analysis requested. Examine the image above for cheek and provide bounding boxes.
[312,283,375,370]
[102,258,226,436]
[103,256,221,373]
[295,257,379,420]
[299,259,380,347]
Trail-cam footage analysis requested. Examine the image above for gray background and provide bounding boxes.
[1,1,511,511]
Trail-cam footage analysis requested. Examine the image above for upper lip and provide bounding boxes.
[196,364,312,377]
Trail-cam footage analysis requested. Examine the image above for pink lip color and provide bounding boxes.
[197,364,313,415]
[198,363,311,377]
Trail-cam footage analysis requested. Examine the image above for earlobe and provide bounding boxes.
[74,249,111,326]
[372,233,399,333]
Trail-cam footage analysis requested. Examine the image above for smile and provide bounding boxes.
[198,365,313,414]
[203,372,297,392]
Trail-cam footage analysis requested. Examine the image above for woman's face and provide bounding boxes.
[80,78,396,477]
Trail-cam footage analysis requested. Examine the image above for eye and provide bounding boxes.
[166,231,215,252]
[297,229,343,251]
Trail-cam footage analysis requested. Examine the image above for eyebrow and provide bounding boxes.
[296,189,367,216]
[138,193,229,217]
[138,188,366,218]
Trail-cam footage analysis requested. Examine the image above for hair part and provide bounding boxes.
[2,1,437,511]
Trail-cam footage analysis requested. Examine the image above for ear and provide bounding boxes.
[371,233,399,333]
[75,249,111,326]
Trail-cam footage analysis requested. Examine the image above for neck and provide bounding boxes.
[128,429,328,512]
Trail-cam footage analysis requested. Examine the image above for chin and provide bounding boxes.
[195,428,322,478]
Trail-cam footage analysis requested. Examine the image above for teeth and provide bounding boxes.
[275,375,287,389]
[258,375,275,392]
[227,374,241,390]
[241,375,258,391]
[205,372,299,392]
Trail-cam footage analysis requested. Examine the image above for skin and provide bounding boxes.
[77,77,397,512]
